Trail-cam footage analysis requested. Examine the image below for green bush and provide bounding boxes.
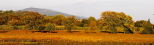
[0,25,13,30]
[45,23,56,31]
[135,20,154,34]
[25,24,34,30]
[34,26,46,30]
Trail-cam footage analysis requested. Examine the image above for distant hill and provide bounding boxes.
[20,7,84,19]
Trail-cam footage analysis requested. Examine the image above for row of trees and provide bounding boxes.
[0,10,153,34]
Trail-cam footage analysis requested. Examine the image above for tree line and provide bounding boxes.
[0,10,153,34]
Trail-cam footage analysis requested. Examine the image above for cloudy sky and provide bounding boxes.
[0,0,154,23]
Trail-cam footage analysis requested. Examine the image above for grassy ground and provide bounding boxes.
[0,30,154,45]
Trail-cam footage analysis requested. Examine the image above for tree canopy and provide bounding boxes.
[0,10,153,34]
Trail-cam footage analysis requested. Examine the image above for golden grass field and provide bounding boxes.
[0,30,154,45]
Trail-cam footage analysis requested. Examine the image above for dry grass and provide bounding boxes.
[0,30,154,45]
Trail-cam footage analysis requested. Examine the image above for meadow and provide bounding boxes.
[0,30,154,45]
[0,10,154,45]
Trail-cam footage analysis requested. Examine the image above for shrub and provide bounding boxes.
[12,26,18,30]
[25,24,34,30]
[45,23,56,32]
[34,25,46,30]
[135,20,153,34]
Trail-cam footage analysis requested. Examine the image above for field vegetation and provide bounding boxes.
[0,30,154,45]
[0,10,154,45]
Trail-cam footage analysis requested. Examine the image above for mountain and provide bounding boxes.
[20,7,84,19]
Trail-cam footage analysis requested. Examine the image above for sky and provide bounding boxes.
[0,0,154,23]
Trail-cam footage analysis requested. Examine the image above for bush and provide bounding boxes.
[141,25,153,34]
[45,23,56,32]
[34,26,46,30]
[12,26,19,30]
[135,20,154,34]
[25,24,34,30]
[0,25,13,30]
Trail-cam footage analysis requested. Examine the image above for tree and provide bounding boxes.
[101,11,134,33]
[134,20,153,34]
[19,11,45,30]
[87,16,98,32]
[43,16,54,24]
[19,11,45,25]
[0,16,8,25]
[46,23,56,32]
[0,10,15,25]
[52,15,66,25]
[97,19,104,30]
[65,16,77,32]
[79,19,88,27]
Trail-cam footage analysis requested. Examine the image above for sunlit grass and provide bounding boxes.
[0,30,154,45]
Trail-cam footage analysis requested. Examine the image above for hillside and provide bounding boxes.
[21,7,84,19]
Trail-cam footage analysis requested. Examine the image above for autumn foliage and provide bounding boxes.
[0,10,153,34]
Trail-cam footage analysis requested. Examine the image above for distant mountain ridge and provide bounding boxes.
[21,7,84,19]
